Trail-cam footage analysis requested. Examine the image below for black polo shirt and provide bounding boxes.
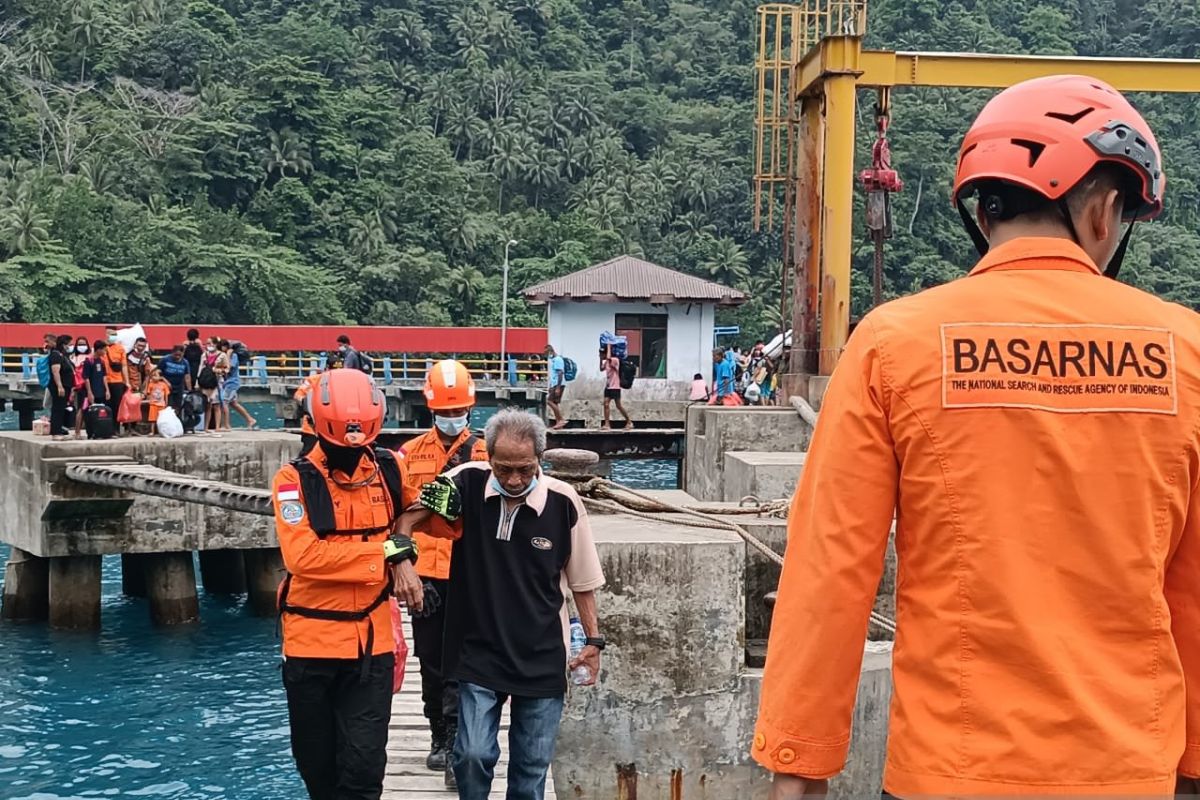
[442,462,605,697]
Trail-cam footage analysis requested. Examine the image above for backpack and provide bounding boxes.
[231,341,251,370]
[197,365,219,390]
[618,358,637,390]
[36,354,51,388]
[181,391,206,432]
[562,357,578,382]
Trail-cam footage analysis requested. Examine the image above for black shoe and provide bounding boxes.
[426,721,448,771]
[444,763,457,790]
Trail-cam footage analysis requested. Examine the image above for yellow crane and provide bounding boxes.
[753,1,1200,382]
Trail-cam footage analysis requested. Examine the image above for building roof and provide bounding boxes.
[522,255,746,307]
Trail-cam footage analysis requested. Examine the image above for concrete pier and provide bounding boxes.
[685,406,814,502]
[1,547,49,622]
[144,552,200,625]
[48,554,101,629]
[244,547,285,616]
[0,431,298,626]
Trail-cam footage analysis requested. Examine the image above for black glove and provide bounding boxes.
[383,533,419,565]
[419,475,461,522]
[409,580,442,619]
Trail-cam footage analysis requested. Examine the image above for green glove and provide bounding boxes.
[420,475,461,522]
[383,533,419,565]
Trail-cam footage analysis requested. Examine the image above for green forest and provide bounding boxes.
[0,0,1198,345]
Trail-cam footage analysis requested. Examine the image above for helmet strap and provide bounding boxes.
[1103,220,1137,280]
[1057,198,1082,246]
[956,197,990,258]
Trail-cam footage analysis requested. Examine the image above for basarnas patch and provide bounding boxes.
[280,501,305,524]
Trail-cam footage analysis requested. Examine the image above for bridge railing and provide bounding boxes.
[0,351,547,387]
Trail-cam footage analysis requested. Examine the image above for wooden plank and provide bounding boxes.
[384,623,555,798]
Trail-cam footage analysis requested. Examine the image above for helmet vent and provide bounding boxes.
[1011,139,1046,168]
[1045,107,1094,124]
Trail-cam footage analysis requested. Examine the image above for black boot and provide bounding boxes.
[426,719,448,771]
[443,722,458,789]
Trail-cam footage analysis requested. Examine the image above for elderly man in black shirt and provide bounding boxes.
[396,408,605,800]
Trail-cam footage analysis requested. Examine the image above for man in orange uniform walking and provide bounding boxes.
[397,359,489,788]
[755,76,1200,798]
[272,368,425,800]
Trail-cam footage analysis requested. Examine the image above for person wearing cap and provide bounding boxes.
[271,368,424,800]
[754,75,1200,798]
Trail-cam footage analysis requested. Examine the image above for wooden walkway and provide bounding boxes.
[384,621,557,799]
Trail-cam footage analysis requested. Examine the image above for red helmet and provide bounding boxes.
[423,359,476,411]
[953,75,1164,222]
[310,369,385,447]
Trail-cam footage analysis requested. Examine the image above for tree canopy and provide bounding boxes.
[0,0,1196,344]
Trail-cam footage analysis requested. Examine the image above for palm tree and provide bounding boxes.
[488,134,529,212]
[525,147,560,208]
[424,73,455,134]
[440,265,487,323]
[673,211,716,237]
[1,198,51,255]
[79,159,117,194]
[260,127,313,183]
[702,238,750,286]
[68,0,101,82]
[394,12,431,59]
[682,169,719,212]
[450,9,491,67]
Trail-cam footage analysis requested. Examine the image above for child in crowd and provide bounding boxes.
[145,368,171,436]
[689,372,710,402]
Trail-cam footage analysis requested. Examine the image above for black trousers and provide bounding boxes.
[411,578,458,729]
[282,653,394,800]
[50,391,69,435]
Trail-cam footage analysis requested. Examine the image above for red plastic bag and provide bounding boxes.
[389,598,408,694]
[118,391,144,424]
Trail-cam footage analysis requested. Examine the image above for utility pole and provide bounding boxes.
[500,238,517,379]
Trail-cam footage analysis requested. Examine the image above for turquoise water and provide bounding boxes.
[0,402,673,798]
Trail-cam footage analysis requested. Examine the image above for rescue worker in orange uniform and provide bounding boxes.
[755,76,1200,798]
[397,359,489,787]
[272,368,425,800]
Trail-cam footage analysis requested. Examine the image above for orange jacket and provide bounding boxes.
[397,427,489,580]
[272,444,396,659]
[754,238,1200,796]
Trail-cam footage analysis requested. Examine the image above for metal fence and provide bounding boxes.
[0,351,548,386]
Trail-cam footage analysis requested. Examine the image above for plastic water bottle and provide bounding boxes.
[568,617,591,685]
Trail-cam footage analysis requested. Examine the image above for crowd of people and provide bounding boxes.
[37,327,258,440]
[696,340,779,407]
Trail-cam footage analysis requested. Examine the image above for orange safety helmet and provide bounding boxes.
[309,368,385,447]
[423,359,476,411]
[953,75,1164,270]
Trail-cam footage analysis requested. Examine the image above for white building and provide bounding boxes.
[523,255,745,398]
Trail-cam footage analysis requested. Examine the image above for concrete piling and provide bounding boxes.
[1,548,49,622]
[243,548,284,616]
[48,554,101,630]
[144,552,200,626]
[198,549,247,595]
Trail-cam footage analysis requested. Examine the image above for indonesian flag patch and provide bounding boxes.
[277,483,300,502]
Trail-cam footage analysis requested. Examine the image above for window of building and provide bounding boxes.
[615,313,668,378]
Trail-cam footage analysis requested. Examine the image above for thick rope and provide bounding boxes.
[566,474,896,636]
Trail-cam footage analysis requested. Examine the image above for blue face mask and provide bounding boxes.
[434,414,469,437]
[489,475,538,498]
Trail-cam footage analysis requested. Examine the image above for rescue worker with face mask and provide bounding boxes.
[396,359,489,789]
[755,76,1200,798]
[272,368,424,800]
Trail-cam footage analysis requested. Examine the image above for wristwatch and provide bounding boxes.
[584,636,606,651]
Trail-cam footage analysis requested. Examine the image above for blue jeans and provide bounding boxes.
[453,681,564,800]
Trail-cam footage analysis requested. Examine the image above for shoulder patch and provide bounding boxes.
[941,322,1177,415]
[280,501,305,524]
